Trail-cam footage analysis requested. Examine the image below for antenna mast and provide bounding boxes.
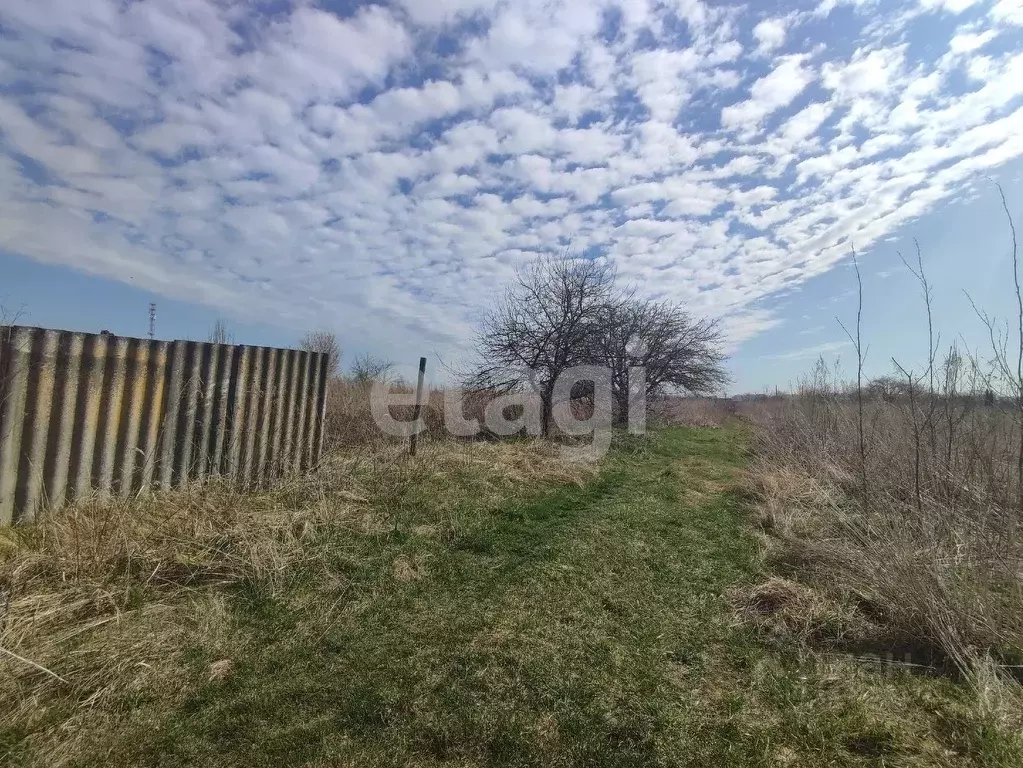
[148,302,156,340]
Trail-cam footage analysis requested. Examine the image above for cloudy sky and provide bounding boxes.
[2,0,1023,390]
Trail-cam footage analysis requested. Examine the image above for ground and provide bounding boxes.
[3,427,1014,766]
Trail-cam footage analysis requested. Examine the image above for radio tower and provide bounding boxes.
[148,302,156,340]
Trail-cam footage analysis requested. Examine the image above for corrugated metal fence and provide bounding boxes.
[0,326,329,524]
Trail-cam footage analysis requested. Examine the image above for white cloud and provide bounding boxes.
[753,18,787,54]
[630,48,703,121]
[721,55,815,129]
[919,0,984,12]
[552,83,602,123]
[765,340,851,361]
[822,47,905,98]
[0,0,1022,368]
[949,29,998,53]
[992,0,1023,25]
[490,107,558,154]
[251,5,412,104]
[467,0,603,76]
[395,0,500,25]
[779,102,835,144]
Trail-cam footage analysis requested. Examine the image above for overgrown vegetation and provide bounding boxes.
[206,318,234,345]
[3,391,1022,765]
[732,209,1023,765]
[740,378,1023,761]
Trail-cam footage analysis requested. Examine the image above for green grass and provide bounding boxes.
[5,427,1019,766]
[134,428,752,768]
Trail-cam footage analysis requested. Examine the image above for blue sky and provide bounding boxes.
[2,0,1023,392]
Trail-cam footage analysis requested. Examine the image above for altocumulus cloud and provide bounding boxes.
[1,0,1023,363]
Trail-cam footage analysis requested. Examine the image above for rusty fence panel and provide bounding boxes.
[0,326,330,525]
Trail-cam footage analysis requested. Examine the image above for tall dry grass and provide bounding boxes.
[745,373,1022,647]
[738,361,1023,759]
[321,378,501,450]
[739,212,1023,753]
[321,377,613,449]
[739,352,1023,755]
[650,395,737,428]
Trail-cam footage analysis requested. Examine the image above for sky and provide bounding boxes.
[2,0,1023,392]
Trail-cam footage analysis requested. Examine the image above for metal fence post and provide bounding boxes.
[410,357,427,456]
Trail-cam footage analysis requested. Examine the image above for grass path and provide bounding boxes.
[133,428,763,767]
[22,427,1004,766]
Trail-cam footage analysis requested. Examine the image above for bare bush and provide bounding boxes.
[206,318,233,345]
[1,301,23,345]
[1,302,19,324]
[745,375,1023,677]
[298,330,341,378]
[321,378,452,451]
[349,353,394,384]
[650,396,736,428]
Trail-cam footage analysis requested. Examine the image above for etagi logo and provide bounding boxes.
[369,365,648,461]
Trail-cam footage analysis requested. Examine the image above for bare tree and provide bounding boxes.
[299,330,341,378]
[838,249,869,511]
[350,353,394,384]
[866,375,905,403]
[471,254,618,435]
[967,185,1023,509]
[898,239,941,456]
[470,254,728,432]
[586,298,727,424]
[207,318,234,345]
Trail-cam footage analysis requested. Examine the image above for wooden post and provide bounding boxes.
[410,356,427,456]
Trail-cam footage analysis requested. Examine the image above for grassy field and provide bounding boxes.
[3,425,1020,766]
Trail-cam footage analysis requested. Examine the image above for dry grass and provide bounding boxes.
[1,484,320,762]
[322,379,501,450]
[736,382,1023,761]
[732,575,871,647]
[743,395,1023,667]
[649,395,737,428]
[0,430,592,765]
